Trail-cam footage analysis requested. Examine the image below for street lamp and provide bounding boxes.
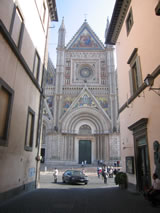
[144,74,160,96]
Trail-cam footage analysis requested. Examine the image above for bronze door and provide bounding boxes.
[79,140,91,164]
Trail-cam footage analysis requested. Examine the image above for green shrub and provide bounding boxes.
[115,172,128,188]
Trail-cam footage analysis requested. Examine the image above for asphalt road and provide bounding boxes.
[0,172,160,213]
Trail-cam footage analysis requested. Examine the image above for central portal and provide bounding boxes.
[79,140,91,164]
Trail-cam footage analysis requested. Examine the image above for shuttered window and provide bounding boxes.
[0,78,14,146]
[24,107,35,151]
[126,8,134,35]
[33,51,40,81]
[11,6,24,50]
[128,54,142,96]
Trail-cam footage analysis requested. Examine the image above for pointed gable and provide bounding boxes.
[66,21,105,50]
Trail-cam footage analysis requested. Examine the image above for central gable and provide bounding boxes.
[60,86,111,123]
[72,92,98,109]
[66,21,105,50]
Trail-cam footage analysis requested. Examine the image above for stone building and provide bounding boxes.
[0,0,58,202]
[43,19,120,166]
[106,0,160,191]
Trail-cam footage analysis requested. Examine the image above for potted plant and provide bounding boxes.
[115,172,128,189]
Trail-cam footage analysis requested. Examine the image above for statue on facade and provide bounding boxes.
[153,140,160,178]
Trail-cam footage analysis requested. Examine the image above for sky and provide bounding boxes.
[48,0,116,66]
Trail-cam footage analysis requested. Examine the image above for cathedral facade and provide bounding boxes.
[42,19,120,165]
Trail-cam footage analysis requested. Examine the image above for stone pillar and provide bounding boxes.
[66,135,69,160]
[96,136,99,160]
[102,135,105,160]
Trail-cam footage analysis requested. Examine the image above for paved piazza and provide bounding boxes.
[39,171,117,189]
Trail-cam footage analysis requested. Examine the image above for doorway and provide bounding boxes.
[136,137,151,191]
[79,140,91,164]
[41,148,45,163]
[128,118,151,192]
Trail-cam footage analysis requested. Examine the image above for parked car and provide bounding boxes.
[62,170,88,185]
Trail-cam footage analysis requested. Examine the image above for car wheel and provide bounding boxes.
[85,181,88,185]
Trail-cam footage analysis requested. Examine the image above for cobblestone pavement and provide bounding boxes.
[0,172,160,213]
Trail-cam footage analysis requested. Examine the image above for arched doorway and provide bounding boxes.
[61,107,111,164]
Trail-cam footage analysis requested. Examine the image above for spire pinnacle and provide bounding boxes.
[60,17,65,30]
[58,17,66,47]
[84,14,88,22]
[105,17,110,39]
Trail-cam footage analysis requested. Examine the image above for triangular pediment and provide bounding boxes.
[66,21,105,50]
[60,86,111,122]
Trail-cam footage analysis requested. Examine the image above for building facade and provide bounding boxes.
[0,0,57,202]
[43,19,120,166]
[106,0,160,191]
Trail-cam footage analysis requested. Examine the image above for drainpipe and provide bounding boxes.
[35,15,50,188]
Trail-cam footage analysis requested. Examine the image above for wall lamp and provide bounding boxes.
[144,74,160,96]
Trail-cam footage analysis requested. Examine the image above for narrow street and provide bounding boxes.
[0,170,159,213]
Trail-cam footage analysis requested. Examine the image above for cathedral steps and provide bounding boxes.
[40,163,121,175]
[40,163,98,174]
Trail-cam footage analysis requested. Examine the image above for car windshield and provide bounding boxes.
[72,171,82,176]
[65,170,83,176]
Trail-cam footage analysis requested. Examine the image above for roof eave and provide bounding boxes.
[47,0,58,21]
[105,0,131,45]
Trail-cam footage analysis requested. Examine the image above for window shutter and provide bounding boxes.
[129,69,133,96]
[136,56,142,87]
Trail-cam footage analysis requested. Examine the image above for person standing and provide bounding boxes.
[103,167,108,184]
[53,168,58,183]
[97,167,101,178]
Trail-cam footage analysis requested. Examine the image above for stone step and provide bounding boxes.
[40,164,98,173]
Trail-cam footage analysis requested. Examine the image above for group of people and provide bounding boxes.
[97,166,118,184]
[81,160,87,167]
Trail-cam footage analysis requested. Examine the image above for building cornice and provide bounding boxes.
[47,0,58,21]
[105,0,131,45]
